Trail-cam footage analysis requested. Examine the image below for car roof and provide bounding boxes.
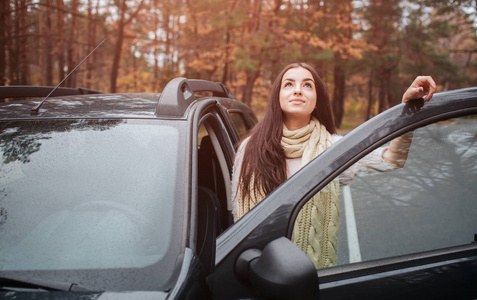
[0,93,161,119]
[0,78,240,120]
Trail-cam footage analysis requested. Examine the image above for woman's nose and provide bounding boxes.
[293,85,302,95]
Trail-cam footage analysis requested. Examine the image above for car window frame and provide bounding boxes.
[198,113,234,208]
[190,99,242,261]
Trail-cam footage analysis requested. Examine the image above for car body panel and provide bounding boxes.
[0,93,159,119]
[319,244,477,299]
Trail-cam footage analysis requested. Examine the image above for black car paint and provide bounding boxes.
[318,244,477,299]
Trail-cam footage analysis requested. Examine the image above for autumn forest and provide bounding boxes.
[1,0,476,128]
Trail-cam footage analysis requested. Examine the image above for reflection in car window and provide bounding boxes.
[335,115,477,265]
[0,120,179,271]
[229,112,248,140]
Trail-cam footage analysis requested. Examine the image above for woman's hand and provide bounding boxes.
[402,76,437,103]
[384,76,437,167]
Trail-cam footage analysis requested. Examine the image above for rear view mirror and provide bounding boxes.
[235,237,319,300]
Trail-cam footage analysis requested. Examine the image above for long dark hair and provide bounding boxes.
[238,63,336,204]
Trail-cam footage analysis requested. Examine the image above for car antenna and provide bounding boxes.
[31,38,106,116]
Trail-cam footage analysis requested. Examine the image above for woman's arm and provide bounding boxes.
[382,76,437,167]
[382,132,413,168]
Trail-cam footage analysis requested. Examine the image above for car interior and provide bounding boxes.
[196,114,236,272]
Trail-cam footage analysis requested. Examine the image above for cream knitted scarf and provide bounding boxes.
[282,118,340,269]
[236,117,340,269]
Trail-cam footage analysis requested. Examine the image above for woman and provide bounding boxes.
[231,62,436,268]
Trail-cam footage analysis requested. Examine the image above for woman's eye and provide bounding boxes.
[304,83,313,88]
[284,82,293,88]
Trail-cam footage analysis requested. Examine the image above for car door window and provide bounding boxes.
[335,115,477,265]
[228,111,249,140]
[291,115,477,267]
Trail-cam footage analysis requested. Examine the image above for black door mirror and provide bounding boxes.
[235,237,319,300]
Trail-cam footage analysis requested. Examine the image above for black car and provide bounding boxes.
[0,79,476,300]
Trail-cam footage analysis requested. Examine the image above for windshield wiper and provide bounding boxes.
[0,275,92,292]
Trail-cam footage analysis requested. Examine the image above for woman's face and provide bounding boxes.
[279,67,317,127]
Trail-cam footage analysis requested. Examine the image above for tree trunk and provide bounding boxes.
[152,0,159,91]
[378,69,394,113]
[9,0,19,85]
[221,0,239,85]
[163,1,173,79]
[110,0,144,92]
[40,0,53,85]
[332,55,346,129]
[366,69,374,120]
[56,0,65,82]
[46,0,53,85]
[66,0,78,87]
[386,72,396,106]
[110,1,126,93]
[378,70,386,113]
[242,70,260,106]
[221,30,231,85]
[0,0,8,86]
[86,0,96,88]
[19,0,28,85]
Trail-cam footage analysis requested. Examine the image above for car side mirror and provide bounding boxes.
[235,237,319,300]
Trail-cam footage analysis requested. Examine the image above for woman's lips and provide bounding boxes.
[289,98,305,104]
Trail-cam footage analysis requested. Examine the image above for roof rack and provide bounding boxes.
[155,78,235,117]
[0,86,103,99]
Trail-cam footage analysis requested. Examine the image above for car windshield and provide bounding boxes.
[0,119,185,291]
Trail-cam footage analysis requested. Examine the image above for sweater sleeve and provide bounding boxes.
[331,135,397,185]
[231,137,249,221]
